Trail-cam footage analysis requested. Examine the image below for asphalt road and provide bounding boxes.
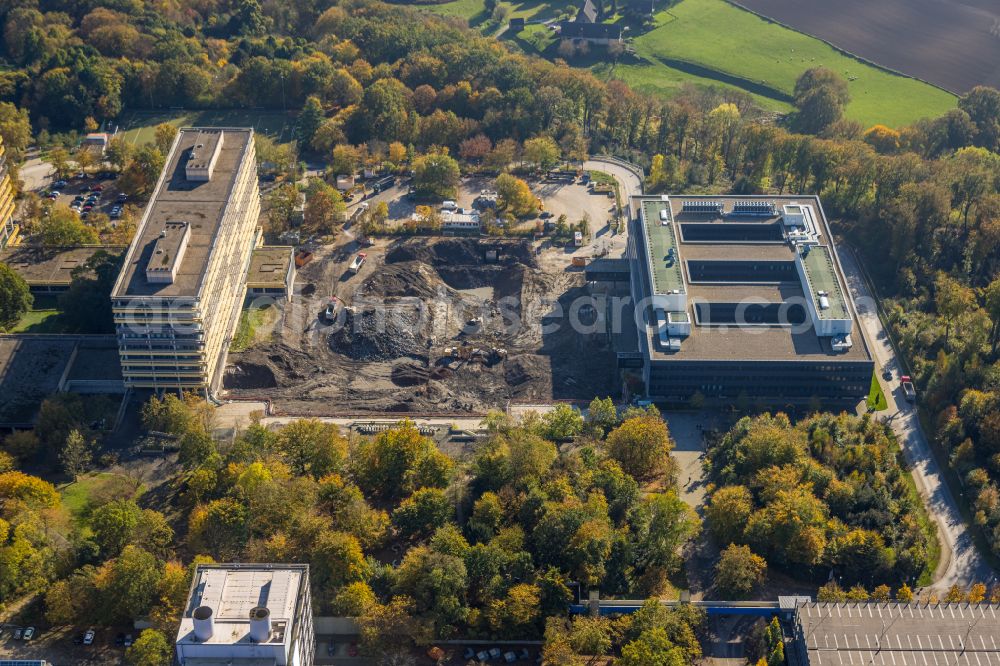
[839,247,996,590]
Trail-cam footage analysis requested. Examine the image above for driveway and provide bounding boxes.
[839,247,995,590]
[583,157,643,259]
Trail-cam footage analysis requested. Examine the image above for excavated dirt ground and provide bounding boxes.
[223,237,618,414]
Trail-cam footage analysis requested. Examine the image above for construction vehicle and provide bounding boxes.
[901,375,916,402]
[443,346,506,365]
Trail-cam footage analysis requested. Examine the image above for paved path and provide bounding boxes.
[19,157,53,192]
[213,400,486,433]
[839,247,995,590]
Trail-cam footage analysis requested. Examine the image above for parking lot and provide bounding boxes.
[346,175,620,236]
[44,172,128,222]
[0,624,134,665]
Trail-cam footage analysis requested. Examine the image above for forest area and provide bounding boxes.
[1,0,1000,659]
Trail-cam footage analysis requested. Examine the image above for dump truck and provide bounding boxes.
[901,375,916,402]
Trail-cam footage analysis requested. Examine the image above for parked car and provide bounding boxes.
[115,632,126,646]
[348,252,367,274]
[14,628,22,640]
[72,634,84,645]
[53,179,68,188]
[117,193,128,203]
[23,627,35,640]
[46,191,59,199]
[84,629,96,645]
[348,643,359,657]
[91,184,104,192]
[124,634,133,647]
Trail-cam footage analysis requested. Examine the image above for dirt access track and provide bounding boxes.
[223,237,620,415]
[735,0,1000,94]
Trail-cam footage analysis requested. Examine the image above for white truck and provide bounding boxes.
[348,252,367,274]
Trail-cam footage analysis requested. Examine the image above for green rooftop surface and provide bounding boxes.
[642,199,685,295]
[801,245,848,320]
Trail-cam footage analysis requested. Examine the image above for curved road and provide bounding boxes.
[839,247,995,590]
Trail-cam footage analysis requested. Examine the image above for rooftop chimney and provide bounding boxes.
[192,605,214,641]
[248,606,271,643]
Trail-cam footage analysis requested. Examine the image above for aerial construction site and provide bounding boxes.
[223,236,620,415]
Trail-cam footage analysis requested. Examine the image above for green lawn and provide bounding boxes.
[867,372,888,412]
[231,304,279,352]
[10,295,68,333]
[426,0,567,21]
[61,472,145,533]
[627,0,955,128]
[118,109,296,146]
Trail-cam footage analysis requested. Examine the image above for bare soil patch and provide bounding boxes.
[223,237,618,414]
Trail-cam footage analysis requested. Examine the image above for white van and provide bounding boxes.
[659,209,669,222]
[442,200,458,211]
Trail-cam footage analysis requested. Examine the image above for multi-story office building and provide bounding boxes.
[175,563,314,666]
[111,128,261,392]
[623,194,874,404]
[0,135,17,248]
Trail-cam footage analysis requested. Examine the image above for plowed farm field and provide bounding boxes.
[734,0,1000,94]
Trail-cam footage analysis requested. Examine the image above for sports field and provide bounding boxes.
[116,109,296,146]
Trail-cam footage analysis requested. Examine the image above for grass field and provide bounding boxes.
[11,295,67,333]
[867,372,888,411]
[61,472,145,534]
[231,304,279,352]
[426,0,956,127]
[629,0,956,127]
[117,109,296,146]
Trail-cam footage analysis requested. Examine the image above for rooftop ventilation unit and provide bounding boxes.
[248,606,271,643]
[145,220,190,284]
[830,334,853,352]
[192,605,214,641]
[185,131,224,181]
[730,200,776,217]
[681,200,724,214]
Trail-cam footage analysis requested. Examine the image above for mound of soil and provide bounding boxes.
[330,307,428,361]
[364,262,442,299]
[224,362,278,389]
[386,238,536,269]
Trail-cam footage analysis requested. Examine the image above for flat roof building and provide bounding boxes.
[246,246,295,300]
[111,127,262,392]
[176,563,314,666]
[0,246,126,293]
[623,194,873,404]
[790,602,1000,666]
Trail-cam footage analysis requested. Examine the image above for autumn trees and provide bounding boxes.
[0,262,32,330]
[704,412,935,591]
[793,67,851,134]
